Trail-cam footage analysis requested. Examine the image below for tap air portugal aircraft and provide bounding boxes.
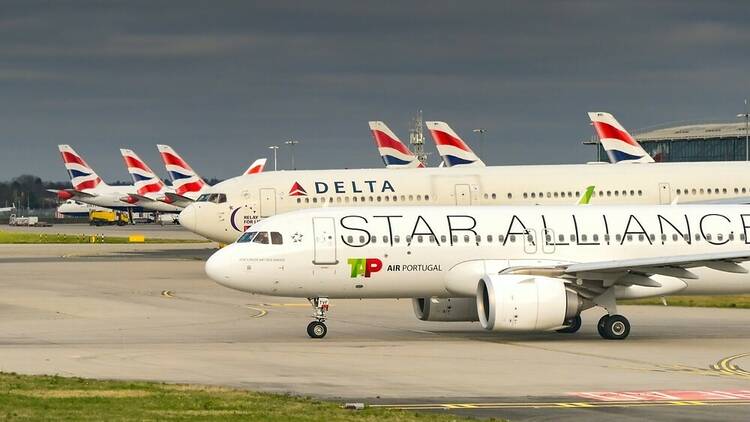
[368,121,424,168]
[157,144,267,207]
[179,160,750,243]
[49,145,150,211]
[206,204,750,339]
[589,112,655,163]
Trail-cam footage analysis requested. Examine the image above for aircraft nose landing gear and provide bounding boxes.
[307,297,329,339]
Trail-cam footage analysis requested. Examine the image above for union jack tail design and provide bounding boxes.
[156,144,207,195]
[244,158,267,175]
[368,121,423,168]
[120,149,167,195]
[58,144,106,191]
[425,121,485,167]
[588,112,655,163]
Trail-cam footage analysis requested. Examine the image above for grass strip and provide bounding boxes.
[624,295,750,309]
[0,231,207,244]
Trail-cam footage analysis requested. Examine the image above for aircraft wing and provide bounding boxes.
[47,188,97,199]
[560,251,750,287]
[163,192,195,208]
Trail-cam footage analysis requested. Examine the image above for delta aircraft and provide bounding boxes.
[206,204,750,339]
[179,155,750,243]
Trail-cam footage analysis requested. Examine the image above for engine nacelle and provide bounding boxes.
[477,274,582,331]
[412,297,479,322]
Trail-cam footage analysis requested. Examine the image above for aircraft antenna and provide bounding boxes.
[409,110,428,166]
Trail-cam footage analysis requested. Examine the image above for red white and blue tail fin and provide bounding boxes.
[120,149,167,195]
[156,144,207,195]
[244,158,267,175]
[368,121,423,168]
[58,144,107,191]
[588,112,654,164]
[425,121,485,167]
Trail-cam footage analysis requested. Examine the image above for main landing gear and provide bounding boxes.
[597,314,630,340]
[306,297,329,339]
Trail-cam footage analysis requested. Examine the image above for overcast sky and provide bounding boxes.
[1,1,749,181]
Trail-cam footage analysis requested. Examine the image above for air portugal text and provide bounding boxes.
[338,212,750,247]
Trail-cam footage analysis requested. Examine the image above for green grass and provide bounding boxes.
[0,372,475,421]
[624,295,750,309]
[0,231,207,244]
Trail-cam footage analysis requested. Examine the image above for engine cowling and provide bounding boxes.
[477,274,582,331]
[412,297,479,322]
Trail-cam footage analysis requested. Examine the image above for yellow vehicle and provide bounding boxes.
[89,210,129,226]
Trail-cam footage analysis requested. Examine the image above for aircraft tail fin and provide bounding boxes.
[577,185,595,205]
[156,144,207,195]
[120,148,167,195]
[588,112,655,163]
[425,121,485,167]
[244,158,267,175]
[368,121,424,168]
[58,144,107,190]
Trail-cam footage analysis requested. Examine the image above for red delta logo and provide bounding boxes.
[289,181,307,196]
[348,258,383,278]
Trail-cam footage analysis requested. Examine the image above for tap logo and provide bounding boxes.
[348,258,383,278]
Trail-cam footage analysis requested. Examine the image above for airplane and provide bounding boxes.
[425,121,485,167]
[119,149,183,213]
[56,199,107,217]
[205,204,750,339]
[589,112,655,164]
[0,204,14,213]
[157,144,267,207]
[49,145,146,211]
[368,121,424,168]
[178,161,750,244]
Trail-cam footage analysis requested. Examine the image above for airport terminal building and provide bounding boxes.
[591,122,750,162]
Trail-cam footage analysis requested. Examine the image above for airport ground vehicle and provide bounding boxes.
[89,210,129,226]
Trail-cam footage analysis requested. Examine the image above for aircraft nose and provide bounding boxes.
[205,247,232,284]
[178,204,197,232]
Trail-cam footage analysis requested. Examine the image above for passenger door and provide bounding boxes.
[313,217,338,265]
[259,188,276,217]
[658,183,671,204]
[455,184,472,205]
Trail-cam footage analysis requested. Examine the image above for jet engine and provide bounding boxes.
[477,274,582,331]
[412,297,479,322]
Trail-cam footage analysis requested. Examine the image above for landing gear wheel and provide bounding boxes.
[597,314,630,340]
[556,315,582,333]
[307,321,327,339]
[597,315,610,338]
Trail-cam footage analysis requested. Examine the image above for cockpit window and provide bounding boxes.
[237,231,257,243]
[197,193,227,204]
[271,232,283,245]
[253,232,269,244]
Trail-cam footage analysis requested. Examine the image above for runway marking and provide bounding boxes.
[370,399,750,411]
[711,352,750,378]
[245,305,268,318]
[255,303,311,307]
[160,290,175,298]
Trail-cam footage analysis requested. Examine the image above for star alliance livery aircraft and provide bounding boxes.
[206,204,750,339]
[179,160,750,243]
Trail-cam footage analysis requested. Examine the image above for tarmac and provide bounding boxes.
[1,235,750,420]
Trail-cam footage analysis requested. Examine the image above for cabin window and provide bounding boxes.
[336,197,342,203]
[627,235,633,242]
[312,198,318,203]
[476,235,482,243]
[408,195,414,201]
[649,234,655,242]
[416,195,422,201]
[676,189,681,195]
[692,189,697,195]
[384,196,390,202]
[670,234,677,241]
[451,235,458,243]
[509,235,516,243]
[487,235,493,242]
[558,234,565,242]
[729,233,734,241]
[463,235,470,243]
[345,197,350,203]
[424,195,430,201]
[359,235,366,243]
[498,235,505,243]
[415,235,422,243]
[400,195,406,201]
[531,192,536,198]
[440,235,446,243]
[270,232,283,245]
[406,235,412,243]
[741,234,746,241]
[638,235,644,242]
[296,198,301,203]
[483,193,489,199]
[593,234,599,242]
[376,196,382,202]
[575,191,580,197]
[383,235,389,243]
[735,188,739,194]
[717,234,724,242]
[604,234,610,242]
[615,234,622,242]
[581,234,587,242]
[706,234,712,241]
[347,236,354,243]
[507,193,512,199]
[570,234,575,242]
[723,188,727,194]
[523,193,528,199]
[630,190,635,196]
[554,192,559,198]
[638,190,643,196]
[695,233,701,241]
[394,235,400,243]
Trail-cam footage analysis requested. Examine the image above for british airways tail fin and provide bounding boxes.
[588,112,654,164]
[120,149,167,195]
[368,121,424,168]
[58,144,108,190]
[425,121,485,167]
[244,158,267,175]
[156,144,207,195]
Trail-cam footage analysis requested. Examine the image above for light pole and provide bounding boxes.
[285,139,299,170]
[268,145,279,171]
[738,99,749,162]
[472,128,487,157]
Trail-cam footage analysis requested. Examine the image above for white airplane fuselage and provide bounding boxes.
[206,205,750,299]
[181,162,750,243]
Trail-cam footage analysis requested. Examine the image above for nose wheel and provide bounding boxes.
[307,297,329,339]
[598,314,630,340]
